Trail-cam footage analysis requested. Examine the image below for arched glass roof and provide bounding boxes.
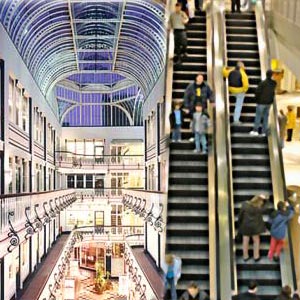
[0,0,166,124]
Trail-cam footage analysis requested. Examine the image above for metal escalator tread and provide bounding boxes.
[225,12,282,300]
[166,11,209,299]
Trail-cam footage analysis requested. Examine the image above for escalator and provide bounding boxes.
[166,10,210,297]
[225,12,281,299]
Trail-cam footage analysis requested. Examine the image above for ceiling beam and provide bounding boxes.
[112,1,126,71]
[67,0,80,71]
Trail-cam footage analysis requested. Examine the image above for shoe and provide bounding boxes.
[178,139,182,142]
[249,131,259,136]
[189,137,195,142]
[174,58,182,65]
[254,257,261,262]
[273,256,279,262]
[243,257,250,262]
[260,133,266,137]
[201,151,208,155]
[171,139,176,142]
[232,121,242,126]
[193,149,200,153]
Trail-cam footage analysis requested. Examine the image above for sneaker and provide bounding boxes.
[178,139,182,142]
[189,137,195,142]
[182,52,188,58]
[232,121,242,126]
[193,149,200,153]
[260,133,266,137]
[174,58,182,65]
[249,131,259,136]
[201,151,208,155]
[273,256,279,262]
[171,139,176,142]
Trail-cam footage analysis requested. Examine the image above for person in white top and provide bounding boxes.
[169,2,189,64]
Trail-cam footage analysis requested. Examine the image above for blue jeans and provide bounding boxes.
[253,104,271,134]
[195,132,207,152]
[172,124,181,141]
[165,277,177,300]
[233,93,245,122]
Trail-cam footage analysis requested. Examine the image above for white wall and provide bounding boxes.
[0,25,61,133]
[61,126,144,142]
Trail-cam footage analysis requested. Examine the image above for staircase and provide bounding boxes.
[226,12,281,300]
[172,10,207,138]
[165,11,210,298]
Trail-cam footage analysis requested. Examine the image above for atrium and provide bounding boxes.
[0,0,300,300]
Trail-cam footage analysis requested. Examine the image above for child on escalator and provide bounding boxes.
[190,102,210,154]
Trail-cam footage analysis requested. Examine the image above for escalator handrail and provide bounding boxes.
[220,2,238,294]
[255,1,297,289]
[211,1,236,298]
[206,2,218,300]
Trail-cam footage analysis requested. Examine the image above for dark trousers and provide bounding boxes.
[174,30,187,57]
[232,0,241,12]
[287,128,293,141]
[195,0,203,9]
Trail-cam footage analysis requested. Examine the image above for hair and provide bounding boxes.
[188,282,198,289]
[287,106,294,112]
[277,201,286,212]
[165,254,174,265]
[279,109,285,115]
[266,69,274,79]
[293,293,300,300]
[195,102,203,108]
[174,102,181,108]
[249,195,267,208]
[281,285,292,297]
[237,61,245,69]
[175,2,182,7]
[248,280,257,290]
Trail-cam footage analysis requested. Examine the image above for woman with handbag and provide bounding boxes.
[237,194,269,262]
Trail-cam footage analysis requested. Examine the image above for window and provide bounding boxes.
[111,204,123,234]
[67,175,75,188]
[15,87,21,126]
[86,175,93,188]
[76,175,84,188]
[8,77,14,121]
[15,157,21,194]
[22,96,29,132]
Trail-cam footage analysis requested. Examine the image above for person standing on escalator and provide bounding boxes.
[169,2,189,65]
[183,74,214,113]
[268,201,295,261]
[237,194,268,262]
[223,61,249,125]
[249,69,277,137]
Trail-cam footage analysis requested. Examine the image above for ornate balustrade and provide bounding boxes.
[0,189,76,253]
[122,189,167,233]
[56,151,144,170]
[124,243,163,300]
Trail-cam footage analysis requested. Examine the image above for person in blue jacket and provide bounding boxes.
[268,201,295,261]
[162,254,182,300]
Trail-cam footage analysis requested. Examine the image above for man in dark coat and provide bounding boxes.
[183,74,214,113]
[232,281,261,300]
[250,69,277,136]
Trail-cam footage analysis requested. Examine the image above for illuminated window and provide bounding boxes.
[8,77,14,121]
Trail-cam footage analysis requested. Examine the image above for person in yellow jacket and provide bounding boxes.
[223,61,249,125]
[286,106,296,142]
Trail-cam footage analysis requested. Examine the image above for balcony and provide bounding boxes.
[0,189,76,256]
[56,151,144,170]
